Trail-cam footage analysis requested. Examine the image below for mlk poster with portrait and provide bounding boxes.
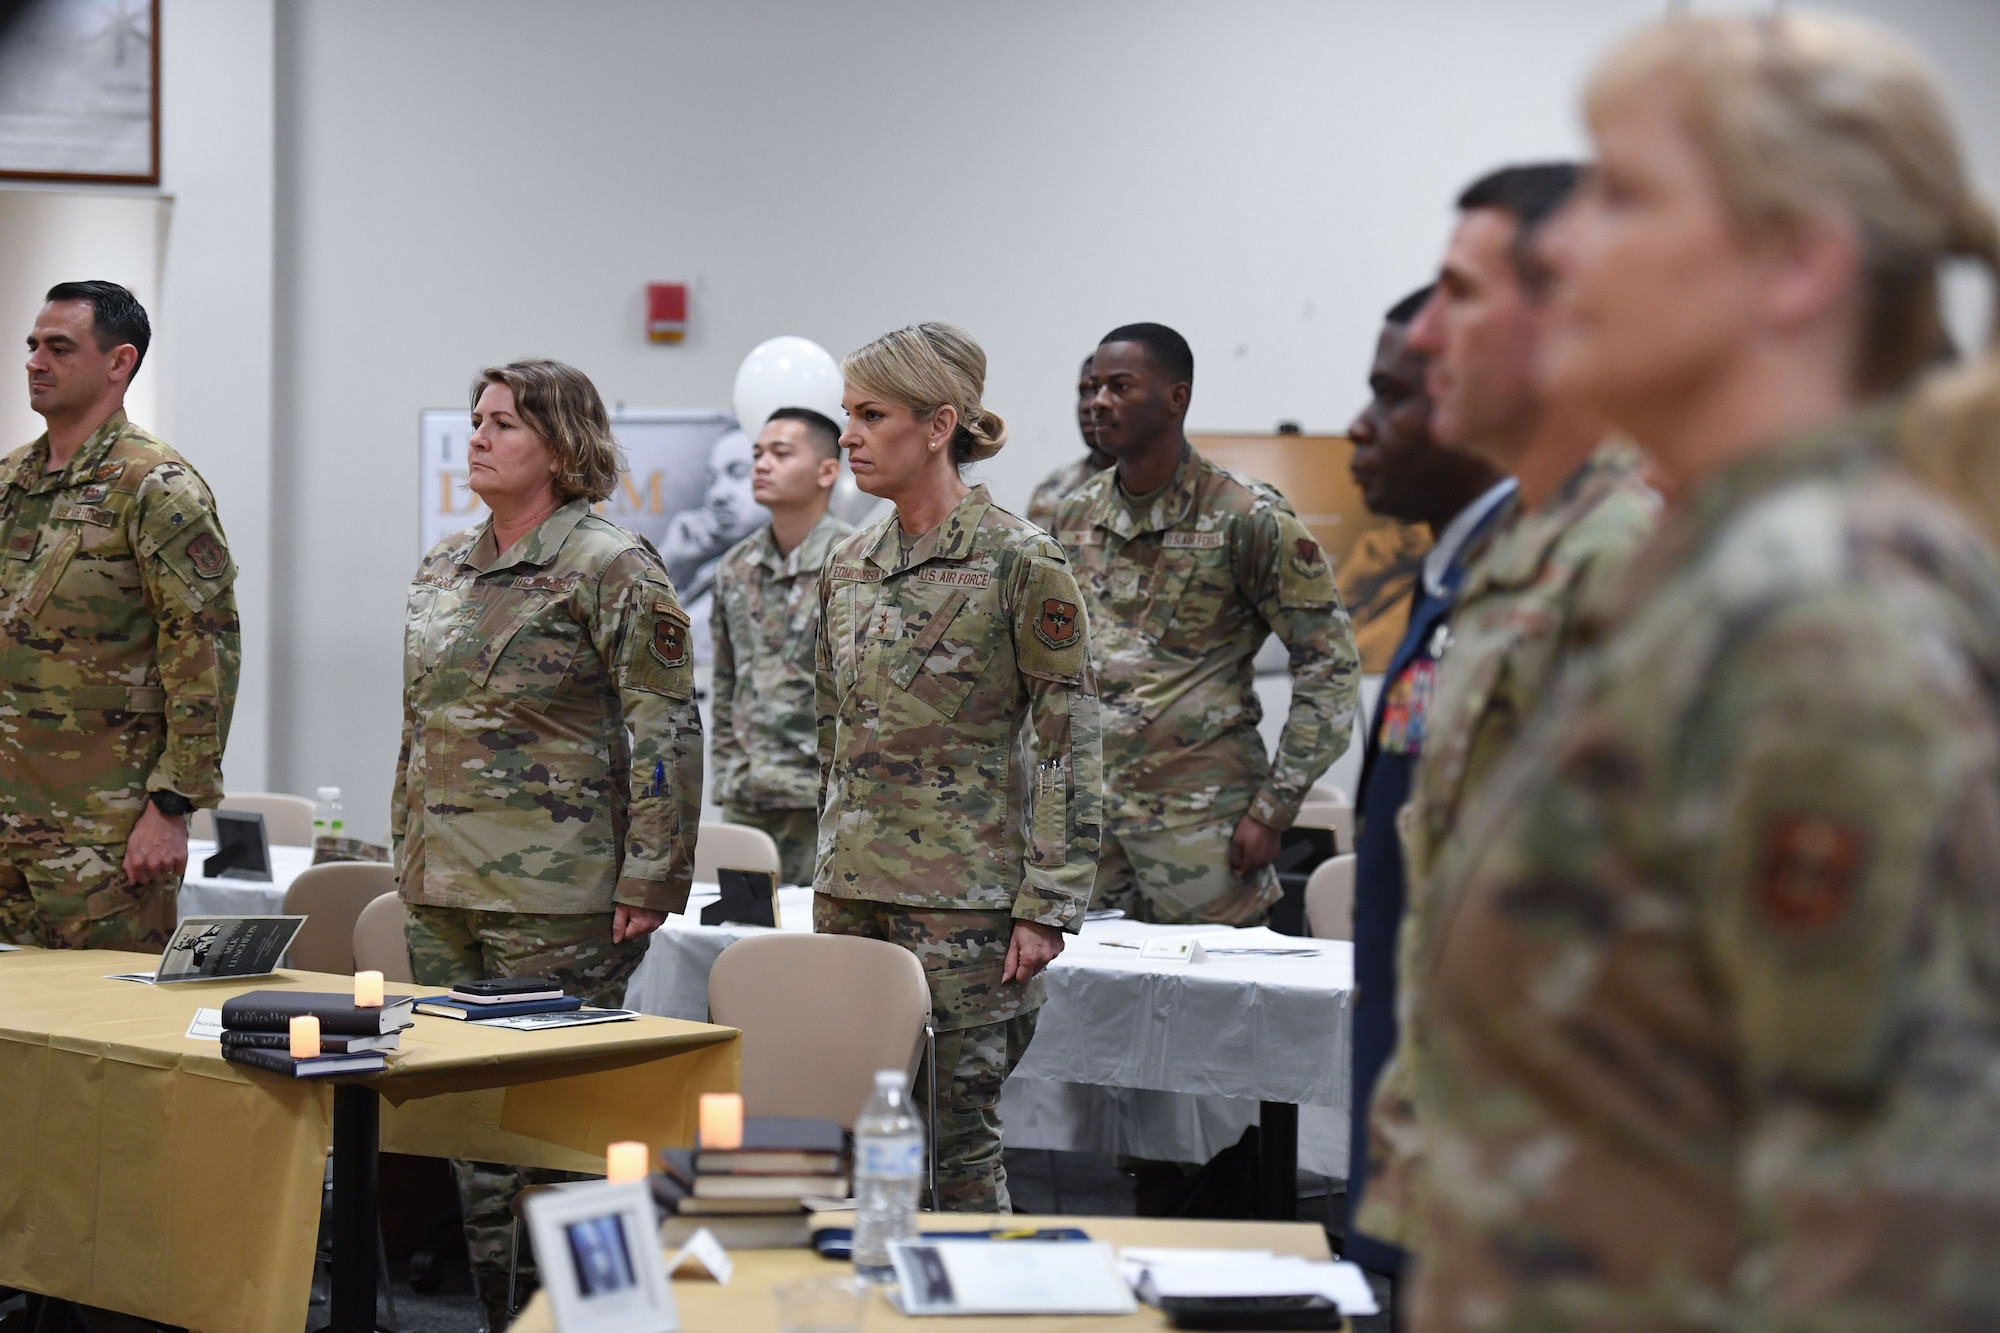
[418,408,764,664]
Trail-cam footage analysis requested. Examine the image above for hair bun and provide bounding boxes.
[957,405,1007,463]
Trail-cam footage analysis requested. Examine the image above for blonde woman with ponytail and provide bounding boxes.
[1400,13,2000,1331]
[813,323,1101,1213]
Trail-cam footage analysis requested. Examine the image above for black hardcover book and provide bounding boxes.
[220,989,416,1035]
[220,1029,402,1054]
[222,1043,386,1078]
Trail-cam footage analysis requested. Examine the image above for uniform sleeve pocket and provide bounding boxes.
[625,592,695,699]
[151,513,236,604]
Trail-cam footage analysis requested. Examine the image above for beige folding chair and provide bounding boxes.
[351,892,414,983]
[707,933,938,1206]
[1293,781,1354,853]
[693,820,782,883]
[190,791,318,846]
[282,861,399,975]
[1304,853,1357,942]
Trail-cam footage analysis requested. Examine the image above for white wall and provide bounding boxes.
[156,0,277,794]
[242,0,1992,831]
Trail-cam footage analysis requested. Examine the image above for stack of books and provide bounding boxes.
[413,975,583,1021]
[218,989,415,1077]
[655,1117,849,1249]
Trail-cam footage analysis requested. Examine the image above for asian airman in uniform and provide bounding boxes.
[711,407,851,885]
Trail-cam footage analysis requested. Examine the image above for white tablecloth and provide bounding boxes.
[175,839,318,919]
[622,890,1354,1176]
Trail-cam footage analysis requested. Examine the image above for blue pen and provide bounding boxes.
[650,760,664,797]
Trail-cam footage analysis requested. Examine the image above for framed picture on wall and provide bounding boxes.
[0,0,160,185]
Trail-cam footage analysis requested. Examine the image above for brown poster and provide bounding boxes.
[1191,434,1428,673]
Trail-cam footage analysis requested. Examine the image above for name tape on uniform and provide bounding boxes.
[915,567,992,589]
[1162,531,1227,549]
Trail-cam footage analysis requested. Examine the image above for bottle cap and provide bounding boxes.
[317,786,341,802]
[874,1069,903,1089]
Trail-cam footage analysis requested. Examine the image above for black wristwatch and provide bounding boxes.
[148,790,194,817]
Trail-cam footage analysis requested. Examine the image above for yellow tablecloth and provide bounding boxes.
[510,1213,1342,1333]
[0,949,739,1332]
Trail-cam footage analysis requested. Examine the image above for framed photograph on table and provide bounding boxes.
[525,1180,679,1333]
[0,0,161,185]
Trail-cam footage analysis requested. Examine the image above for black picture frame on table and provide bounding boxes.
[0,0,161,186]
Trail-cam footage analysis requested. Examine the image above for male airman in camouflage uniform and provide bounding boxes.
[0,282,239,953]
[711,408,850,884]
[1356,167,1660,1264]
[1407,411,2000,1331]
[1053,324,1357,926]
[817,484,1101,1210]
[397,362,703,1326]
[1023,355,1110,530]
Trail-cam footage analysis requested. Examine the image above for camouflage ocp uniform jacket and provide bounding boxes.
[395,499,703,915]
[711,512,850,812]
[1410,412,2000,1331]
[1358,440,1657,1249]
[0,410,240,845]
[814,485,1102,932]
[1024,456,1102,531]
[1050,446,1359,835]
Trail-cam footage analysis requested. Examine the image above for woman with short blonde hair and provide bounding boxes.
[394,357,701,1322]
[814,322,1101,1216]
[1403,12,2000,1330]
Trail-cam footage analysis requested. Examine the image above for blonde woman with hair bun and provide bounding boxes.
[1399,11,2000,1331]
[812,323,1102,1212]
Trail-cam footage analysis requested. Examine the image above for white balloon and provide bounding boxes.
[732,336,845,441]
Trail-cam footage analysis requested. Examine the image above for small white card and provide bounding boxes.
[890,1240,1134,1316]
[1140,936,1208,963]
[665,1226,732,1284]
[186,1008,225,1040]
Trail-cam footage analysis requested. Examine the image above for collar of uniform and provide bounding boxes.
[463,496,591,573]
[866,484,992,572]
[1092,444,1199,539]
[23,409,129,495]
[1682,406,1895,544]
[766,510,844,579]
[1465,440,1641,594]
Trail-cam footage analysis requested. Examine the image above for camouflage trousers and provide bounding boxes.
[403,903,650,1320]
[0,841,175,952]
[1093,818,1280,927]
[814,894,1043,1212]
[722,803,818,888]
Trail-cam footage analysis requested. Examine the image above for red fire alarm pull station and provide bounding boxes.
[647,284,687,343]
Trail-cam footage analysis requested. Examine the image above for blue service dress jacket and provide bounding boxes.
[1342,498,1511,1274]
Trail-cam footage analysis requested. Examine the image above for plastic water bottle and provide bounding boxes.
[851,1068,924,1282]
[314,786,343,844]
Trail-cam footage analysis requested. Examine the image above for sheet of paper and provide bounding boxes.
[186,1008,225,1040]
[666,1226,733,1284]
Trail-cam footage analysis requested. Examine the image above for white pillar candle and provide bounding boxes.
[290,1015,321,1059]
[699,1092,743,1150]
[606,1140,649,1184]
[353,970,384,1008]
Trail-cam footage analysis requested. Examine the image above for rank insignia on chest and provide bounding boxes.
[1759,814,1867,931]
[5,531,36,561]
[654,616,688,665]
[1037,598,1081,649]
[1292,537,1327,576]
[93,462,123,483]
[187,532,227,577]
[78,484,108,503]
